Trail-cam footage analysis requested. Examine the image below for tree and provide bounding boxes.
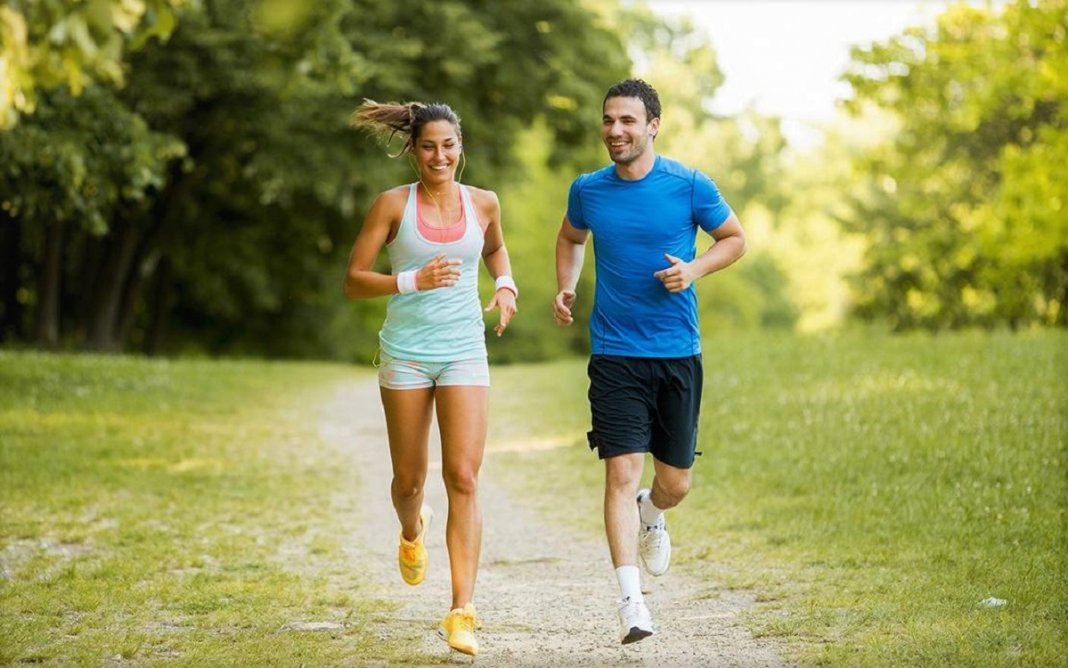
[617,2,799,332]
[841,0,1068,329]
[1,0,633,358]
[0,86,184,348]
[0,0,180,129]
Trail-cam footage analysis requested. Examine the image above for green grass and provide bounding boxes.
[488,330,1068,667]
[3,332,1065,666]
[0,353,424,665]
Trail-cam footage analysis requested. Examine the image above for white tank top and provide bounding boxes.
[378,183,487,361]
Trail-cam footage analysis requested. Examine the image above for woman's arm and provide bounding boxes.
[475,188,517,336]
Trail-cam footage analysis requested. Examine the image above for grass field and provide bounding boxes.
[2,331,1065,666]
[0,354,416,665]
[489,330,1067,667]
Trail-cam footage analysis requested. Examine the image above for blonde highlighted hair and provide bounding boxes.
[350,99,462,156]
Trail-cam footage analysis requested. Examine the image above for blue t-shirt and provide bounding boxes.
[567,155,732,358]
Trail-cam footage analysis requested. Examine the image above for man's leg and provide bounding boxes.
[647,458,692,512]
[604,452,645,568]
[638,354,701,575]
[588,356,659,643]
[636,458,691,576]
[605,453,655,643]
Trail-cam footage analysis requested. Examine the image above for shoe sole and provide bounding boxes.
[448,642,478,656]
[639,542,671,576]
[639,528,671,576]
[436,627,477,656]
[621,626,654,644]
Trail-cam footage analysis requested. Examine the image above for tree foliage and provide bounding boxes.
[0,85,184,346]
[491,1,802,362]
[1,0,630,358]
[0,0,181,129]
[621,4,797,332]
[842,0,1067,329]
[15,0,1061,359]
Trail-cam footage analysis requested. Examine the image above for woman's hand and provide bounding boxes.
[417,253,463,290]
[485,288,517,336]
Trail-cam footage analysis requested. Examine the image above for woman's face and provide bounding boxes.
[413,120,462,186]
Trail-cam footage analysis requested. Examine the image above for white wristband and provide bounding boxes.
[495,275,518,298]
[397,270,419,294]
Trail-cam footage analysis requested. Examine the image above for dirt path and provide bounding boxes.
[319,378,790,667]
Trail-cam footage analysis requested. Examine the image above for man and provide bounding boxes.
[553,79,746,645]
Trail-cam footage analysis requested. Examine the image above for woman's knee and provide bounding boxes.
[442,467,479,497]
[391,474,426,501]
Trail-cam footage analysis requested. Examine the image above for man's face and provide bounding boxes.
[601,96,658,165]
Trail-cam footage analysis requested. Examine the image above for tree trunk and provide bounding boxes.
[33,219,65,348]
[144,255,174,357]
[136,162,190,356]
[116,259,148,347]
[71,229,100,337]
[84,220,141,352]
[0,211,23,341]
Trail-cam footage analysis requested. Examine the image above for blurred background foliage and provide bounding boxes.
[0,0,1064,362]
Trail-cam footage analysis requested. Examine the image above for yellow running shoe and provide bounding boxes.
[398,505,432,586]
[437,603,479,656]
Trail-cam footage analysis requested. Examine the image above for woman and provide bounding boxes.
[344,100,517,657]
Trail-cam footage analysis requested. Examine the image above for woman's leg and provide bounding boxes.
[434,385,489,609]
[380,387,435,540]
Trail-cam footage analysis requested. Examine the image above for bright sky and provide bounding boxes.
[645,0,994,142]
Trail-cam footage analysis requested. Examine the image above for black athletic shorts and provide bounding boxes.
[586,354,703,469]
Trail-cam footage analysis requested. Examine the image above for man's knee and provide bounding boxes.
[605,453,644,492]
[652,474,690,509]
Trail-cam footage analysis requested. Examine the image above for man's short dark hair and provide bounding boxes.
[604,79,661,121]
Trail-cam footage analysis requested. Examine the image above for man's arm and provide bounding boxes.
[554,216,589,326]
[654,211,745,293]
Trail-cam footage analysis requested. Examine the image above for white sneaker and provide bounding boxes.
[637,492,671,576]
[618,597,654,644]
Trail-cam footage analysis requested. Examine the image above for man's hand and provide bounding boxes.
[653,254,696,293]
[553,290,576,326]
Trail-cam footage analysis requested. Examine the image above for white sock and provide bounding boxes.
[616,566,643,603]
[638,490,664,527]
